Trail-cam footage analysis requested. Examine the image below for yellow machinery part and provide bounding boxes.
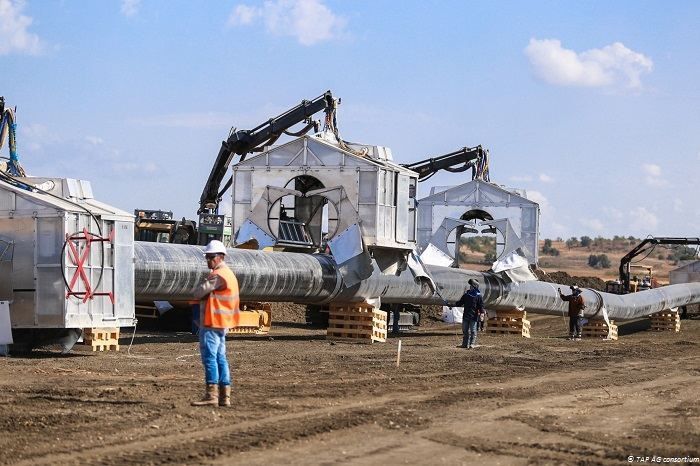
[228,302,272,335]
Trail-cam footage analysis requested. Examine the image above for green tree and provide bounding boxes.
[588,254,611,269]
[587,254,599,268]
[541,238,559,256]
[580,236,592,248]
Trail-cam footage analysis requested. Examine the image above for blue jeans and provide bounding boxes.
[569,316,582,338]
[199,328,230,386]
[462,317,479,347]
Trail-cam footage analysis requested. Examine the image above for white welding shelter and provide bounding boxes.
[0,177,135,330]
[229,133,422,286]
[231,133,419,251]
[416,180,540,265]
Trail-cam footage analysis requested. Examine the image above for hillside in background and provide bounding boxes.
[458,236,699,284]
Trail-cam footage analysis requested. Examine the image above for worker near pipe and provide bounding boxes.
[559,285,585,341]
[191,240,240,407]
[454,278,485,348]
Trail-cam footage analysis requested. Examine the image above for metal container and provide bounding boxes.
[416,180,540,265]
[0,177,135,330]
[670,260,700,285]
[231,134,418,251]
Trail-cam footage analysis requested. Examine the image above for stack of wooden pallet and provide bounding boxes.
[227,302,272,335]
[485,309,530,338]
[649,310,680,332]
[582,318,618,340]
[327,302,387,344]
[82,328,120,351]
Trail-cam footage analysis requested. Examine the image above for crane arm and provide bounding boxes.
[198,90,335,214]
[620,236,700,292]
[401,145,485,181]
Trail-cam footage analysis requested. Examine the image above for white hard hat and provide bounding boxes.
[204,240,227,256]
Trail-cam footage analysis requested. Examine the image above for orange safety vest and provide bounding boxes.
[203,264,240,329]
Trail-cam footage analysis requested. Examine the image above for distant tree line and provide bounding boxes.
[564,235,641,251]
[542,235,699,268]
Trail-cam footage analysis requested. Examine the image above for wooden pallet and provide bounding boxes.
[649,310,680,332]
[327,302,387,344]
[227,302,272,335]
[485,309,531,338]
[582,319,618,340]
[83,328,120,352]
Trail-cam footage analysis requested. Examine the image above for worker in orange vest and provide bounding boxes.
[191,240,240,407]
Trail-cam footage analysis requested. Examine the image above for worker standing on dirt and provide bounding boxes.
[191,240,240,407]
[559,285,585,341]
[454,278,485,348]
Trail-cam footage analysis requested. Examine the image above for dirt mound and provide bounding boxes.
[270,303,306,323]
[420,305,446,326]
[534,269,606,291]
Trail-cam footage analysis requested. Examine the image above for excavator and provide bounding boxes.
[605,236,700,319]
[614,237,700,294]
[195,90,337,245]
[135,90,338,246]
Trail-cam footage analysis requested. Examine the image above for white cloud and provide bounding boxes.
[84,136,104,146]
[525,190,568,238]
[227,0,347,46]
[538,173,553,183]
[228,4,260,26]
[629,206,658,232]
[580,217,605,232]
[642,163,661,177]
[121,0,141,17]
[526,190,547,208]
[0,0,42,55]
[642,163,667,187]
[524,38,653,89]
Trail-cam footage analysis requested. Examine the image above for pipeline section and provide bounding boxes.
[134,242,700,320]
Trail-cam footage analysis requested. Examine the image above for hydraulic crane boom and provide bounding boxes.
[620,237,700,293]
[401,145,487,182]
[199,90,336,214]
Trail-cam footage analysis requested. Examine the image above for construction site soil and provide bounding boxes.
[2,304,699,465]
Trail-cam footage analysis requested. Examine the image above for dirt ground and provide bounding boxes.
[1,307,699,466]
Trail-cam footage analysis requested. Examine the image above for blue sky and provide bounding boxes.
[1,0,698,239]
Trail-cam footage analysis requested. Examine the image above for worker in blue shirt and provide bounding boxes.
[454,278,485,348]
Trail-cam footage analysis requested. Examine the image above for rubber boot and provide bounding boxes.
[191,384,218,406]
[219,385,231,407]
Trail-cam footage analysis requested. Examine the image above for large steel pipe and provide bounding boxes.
[134,242,700,320]
[134,242,341,303]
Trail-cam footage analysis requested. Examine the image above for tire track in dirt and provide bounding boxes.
[15,358,689,466]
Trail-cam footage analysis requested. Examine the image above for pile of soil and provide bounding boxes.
[269,303,307,324]
[534,269,606,291]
